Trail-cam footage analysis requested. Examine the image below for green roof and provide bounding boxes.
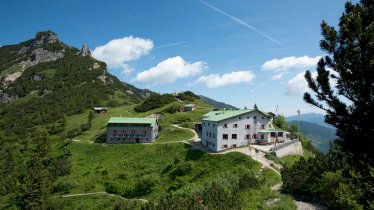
[203,111,223,118]
[107,117,157,126]
[204,109,270,122]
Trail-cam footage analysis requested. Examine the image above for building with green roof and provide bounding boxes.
[201,109,286,152]
[106,117,159,143]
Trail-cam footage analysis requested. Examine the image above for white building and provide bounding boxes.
[201,109,287,152]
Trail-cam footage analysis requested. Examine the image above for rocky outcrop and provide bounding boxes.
[79,44,91,56]
[17,31,65,70]
[0,90,17,103]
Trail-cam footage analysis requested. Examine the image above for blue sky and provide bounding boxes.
[0,0,353,116]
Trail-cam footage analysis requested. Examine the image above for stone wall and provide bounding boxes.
[274,141,303,157]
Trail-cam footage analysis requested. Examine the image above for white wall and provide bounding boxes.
[202,110,271,152]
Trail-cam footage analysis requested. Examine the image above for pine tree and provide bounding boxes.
[304,0,373,165]
[303,0,374,206]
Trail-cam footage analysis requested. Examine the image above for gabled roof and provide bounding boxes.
[203,109,272,122]
[107,117,157,126]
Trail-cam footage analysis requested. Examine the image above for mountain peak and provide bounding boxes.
[34,30,58,46]
[79,44,91,56]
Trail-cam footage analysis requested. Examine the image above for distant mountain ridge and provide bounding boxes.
[286,113,334,129]
[288,120,336,153]
[199,95,237,110]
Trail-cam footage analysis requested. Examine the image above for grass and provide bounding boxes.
[54,141,260,198]
[52,140,296,209]
[51,99,298,209]
[155,125,194,143]
[239,168,296,210]
[266,153,302,167]
[63,99,210,143]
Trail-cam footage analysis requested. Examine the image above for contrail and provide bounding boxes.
[201,1,282,45]
[154,41,186,49]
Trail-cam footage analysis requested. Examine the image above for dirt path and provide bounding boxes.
[53,191,149,203]
[171,124,200,142]
[184,141,325,210]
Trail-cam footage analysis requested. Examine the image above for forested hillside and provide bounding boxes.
[288,121,336,153]
[0,31,151,138]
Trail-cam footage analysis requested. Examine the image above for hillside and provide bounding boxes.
[288,120,336,153]
[0,31,151,137]
[0,31,296,209]
[199,95,237,110]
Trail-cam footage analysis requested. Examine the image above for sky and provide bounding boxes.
[0,0,354,116]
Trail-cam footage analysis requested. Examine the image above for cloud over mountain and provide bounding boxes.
[134,56,206,85]
[92,36,154,74]
[193,70,255,88]
[262,55,321,80]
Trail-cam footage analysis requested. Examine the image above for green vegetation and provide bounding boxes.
[47,141,295,209]
[266,154,302,168]
[0,31,298,209]
[282,1,374,209]
[134,93,176,112]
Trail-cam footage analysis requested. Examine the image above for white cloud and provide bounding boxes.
[193,70,255,88]
[262,55,321,80]
[286,71,317,95]
[134,56,206,85]
[92,36,154,74]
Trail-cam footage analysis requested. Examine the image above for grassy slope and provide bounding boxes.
[54,141,295,209]
[52,99,296,209]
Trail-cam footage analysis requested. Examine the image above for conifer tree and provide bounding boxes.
[304,0,373,165]
[303,0,373,205]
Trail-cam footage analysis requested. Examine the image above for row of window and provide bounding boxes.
[222,124,265,129]
[222,134,264,140]
[110,137,149,141]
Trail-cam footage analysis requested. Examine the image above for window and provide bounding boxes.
[223,124,228,128]
[247,116,249,119]
[203,122,205,125]
[223,134,228,140]
[206,131,208,136]
[253,134,257,139]
[223,144,228,148]
[271,132,276,137]
[254,116,257,120]
[209,132,212,137]
[213,133,215,138]
[213,143,215,146]
[232,144,237,148]
[233,124,238,128]
[245,134,250,140]
[239,116,241,119]
[213,124,215,127]
[262,116,264,119]
[260,125,265,129]
[245,124,250,129]
[208,123,210,126]
[261,134,264,139]
[278,132,283,137]
[232,134,237,139]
